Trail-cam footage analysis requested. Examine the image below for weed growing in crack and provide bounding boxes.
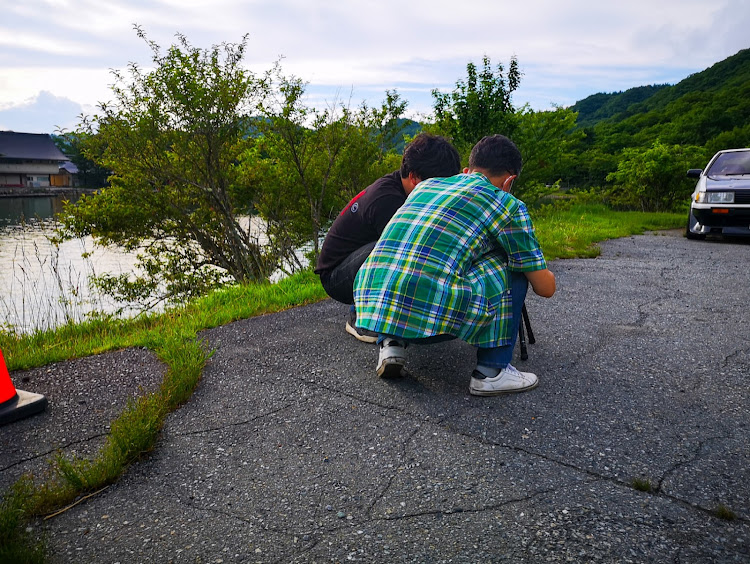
[631,477,653,493]
[714,504,737,521]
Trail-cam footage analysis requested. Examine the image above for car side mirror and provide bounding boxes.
[687,169,703,179]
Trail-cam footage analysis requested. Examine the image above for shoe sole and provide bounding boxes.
[469,378,539,396]
[345,321,378,344]
[376,358,407,379]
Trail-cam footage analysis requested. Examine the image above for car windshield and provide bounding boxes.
[707,152,750,176]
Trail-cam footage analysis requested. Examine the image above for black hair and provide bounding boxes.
[400,133,461,180]
[468,134,523,177]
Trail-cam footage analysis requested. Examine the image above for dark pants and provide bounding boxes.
[319,241,377,305]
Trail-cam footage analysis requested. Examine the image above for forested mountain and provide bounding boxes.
[562,48,750,190]
[572,48,750,130]
[393,118,422,151]
[571,84,669,128]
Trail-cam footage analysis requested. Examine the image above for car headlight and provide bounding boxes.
[706,192,734,204]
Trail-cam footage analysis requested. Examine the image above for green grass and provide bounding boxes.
[0,269,327,558]
[631,477,654,493]
[0,477,46,564]
[713,504,737,521]
[0,203,686,559]
[533,202,684,259]
[0,269,327,371]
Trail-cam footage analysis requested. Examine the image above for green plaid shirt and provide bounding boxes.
[354,172,547,347]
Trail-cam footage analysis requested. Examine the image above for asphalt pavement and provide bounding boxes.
[2,230,749,563]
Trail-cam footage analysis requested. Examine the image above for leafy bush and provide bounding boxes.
[604,141,708,211]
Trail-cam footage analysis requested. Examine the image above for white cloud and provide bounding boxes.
[0,67,114,108]
[0,27,92,56]
[0,0,747,133]
[0,91,83,134]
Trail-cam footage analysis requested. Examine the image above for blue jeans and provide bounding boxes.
[475,272,529,369]
[379,271,529,370]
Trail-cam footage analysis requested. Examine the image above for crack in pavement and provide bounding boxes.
[1,431,110,474]
[655,433,729,495]
[365,426,422,519]
[722,345,750,368]
[172,401,298,437]
[442,422,750,525]
[371,484,566,523]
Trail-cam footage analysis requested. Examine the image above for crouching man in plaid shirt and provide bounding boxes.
[353,134,556,396]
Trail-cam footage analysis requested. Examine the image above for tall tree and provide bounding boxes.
[430,55,521,157]
[511,105,583,198]
[249,70,406,271]
[58,27,272,308]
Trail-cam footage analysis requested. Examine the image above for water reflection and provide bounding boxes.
[0,195,72,226]
[0,195,140,334]
[0,195,307,333]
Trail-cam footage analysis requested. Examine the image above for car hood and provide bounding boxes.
[704,175,750,191]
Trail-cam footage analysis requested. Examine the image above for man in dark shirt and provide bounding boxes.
[315,133,461,342]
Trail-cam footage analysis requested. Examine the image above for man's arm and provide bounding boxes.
[525,268,556,298]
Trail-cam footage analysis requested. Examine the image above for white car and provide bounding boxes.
[686,148,750,239]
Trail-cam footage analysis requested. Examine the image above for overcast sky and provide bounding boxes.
[1,0,748,135]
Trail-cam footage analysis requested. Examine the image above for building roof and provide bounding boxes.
[59,161,79,174]
[0,131,67,161]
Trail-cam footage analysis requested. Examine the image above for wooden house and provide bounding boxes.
[0,131,70,190]
[50,161,80,188]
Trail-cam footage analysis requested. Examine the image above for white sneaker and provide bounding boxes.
[376,338,407,378]
[469,364,538,396]
[345,307,378,343]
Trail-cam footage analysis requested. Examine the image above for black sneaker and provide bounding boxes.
[346,307,378,344]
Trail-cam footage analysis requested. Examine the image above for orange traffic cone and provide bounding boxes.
[0,348,47,426]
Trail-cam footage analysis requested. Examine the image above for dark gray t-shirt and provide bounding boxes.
[315,171,406,275]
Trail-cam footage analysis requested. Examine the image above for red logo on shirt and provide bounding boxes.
[342,189,367,215]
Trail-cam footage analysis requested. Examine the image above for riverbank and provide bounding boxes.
[1,202,687,358]
[0,187,96,198]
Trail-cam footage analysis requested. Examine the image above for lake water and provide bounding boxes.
[0,195,140,333]
[0,195,309,334]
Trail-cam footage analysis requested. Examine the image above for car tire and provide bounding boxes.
[685,210,706,240]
